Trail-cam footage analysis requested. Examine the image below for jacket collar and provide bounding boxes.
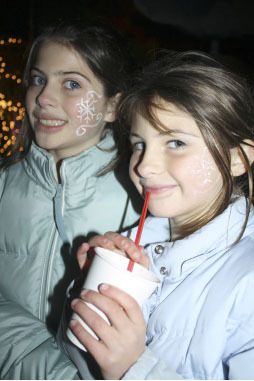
[23,130,117,194]
[148,197,254,281]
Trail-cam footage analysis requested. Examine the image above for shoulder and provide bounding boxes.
[0,165,8,187]
[215,234,254,289]
[214,236,254,318]
[229,235,254,272]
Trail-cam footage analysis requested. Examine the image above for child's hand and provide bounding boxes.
[88,231,149,268]
[76,242,90,270]
[70,284,146,379]
[76,233,149,270]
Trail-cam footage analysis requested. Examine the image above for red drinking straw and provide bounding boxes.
[127,191,151,272]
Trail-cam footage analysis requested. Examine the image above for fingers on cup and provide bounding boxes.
[78,287,134,334]
[138,246,150,268]
[69,317,104,354]
[98,284,145,325]
[76,243,89,270]
[104,232,143,262]
[71,293,111,342]
[89,233,116,251]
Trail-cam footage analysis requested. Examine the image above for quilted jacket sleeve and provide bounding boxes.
[122,346,182,380]
[0,292,79,380]
[226,274,254,380]
[228,349,254,379]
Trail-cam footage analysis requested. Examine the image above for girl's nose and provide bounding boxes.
[36,84,57,108]
[136,150,164,178]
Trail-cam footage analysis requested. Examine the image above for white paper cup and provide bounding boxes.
[67,247,160,351]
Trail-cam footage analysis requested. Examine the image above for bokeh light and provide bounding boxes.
[0,36,25,157]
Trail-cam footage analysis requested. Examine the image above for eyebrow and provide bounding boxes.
[31,66,91,83]
[130,129,199,138]
[164,128,199,138]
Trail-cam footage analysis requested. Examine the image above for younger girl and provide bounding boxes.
[69,51,254,379]
[0,23,141,379]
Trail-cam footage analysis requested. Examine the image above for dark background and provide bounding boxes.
[2,0,254,74]
[1,0,254,156]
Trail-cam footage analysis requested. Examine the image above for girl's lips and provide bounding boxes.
[35,118,66,133]
[145,185,177,195]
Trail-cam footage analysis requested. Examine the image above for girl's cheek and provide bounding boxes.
[129,158,140,187]
[129,165,136,184]
[74,90,104,136]
[186,148,221,194]
[129,153,140,175]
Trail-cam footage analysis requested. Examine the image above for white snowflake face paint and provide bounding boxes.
[129,102,223,228]
[187,147,220,194]
[76,90,104,136]
[26,41,109,161]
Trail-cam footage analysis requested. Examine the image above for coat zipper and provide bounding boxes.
[39,162,67,321]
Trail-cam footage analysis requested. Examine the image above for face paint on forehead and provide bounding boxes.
[187,147,220,194]
[76,90,104,136]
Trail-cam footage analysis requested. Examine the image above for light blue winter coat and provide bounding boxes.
[66,196,254,379]
[123,196,254,379]
[0,130,141,379]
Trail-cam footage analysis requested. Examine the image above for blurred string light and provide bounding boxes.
[0,36,25,157]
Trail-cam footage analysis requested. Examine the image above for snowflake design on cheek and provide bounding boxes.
[197,158,215,184]
[189,148,217,188]
[76,90,104,136]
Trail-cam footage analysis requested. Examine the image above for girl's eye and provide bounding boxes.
[29,75,45,87]
[167,139,186,149]
[64,80,81,90]
[131,141,145,152]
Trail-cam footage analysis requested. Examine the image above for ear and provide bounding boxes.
[230,139,254,177]
[103,93,121,123]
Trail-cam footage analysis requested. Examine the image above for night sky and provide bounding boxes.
[2,0,254,78]
[1,0,254,157]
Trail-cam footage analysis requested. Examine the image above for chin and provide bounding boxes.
[35,133,59,147]
[148,206,171,218]
[35,139,51,148]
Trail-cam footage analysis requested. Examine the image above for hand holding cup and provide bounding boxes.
[67,245,159,351]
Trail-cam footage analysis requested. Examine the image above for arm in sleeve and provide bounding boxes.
[57,281,99,380]
[122,346,183,380]
[0,292,79,380]
[228,349,254,380]
[226,273,254,380]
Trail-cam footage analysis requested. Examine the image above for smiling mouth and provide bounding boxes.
[145,185,177,195]
[34,118,67,133]
[37,118,66,127]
